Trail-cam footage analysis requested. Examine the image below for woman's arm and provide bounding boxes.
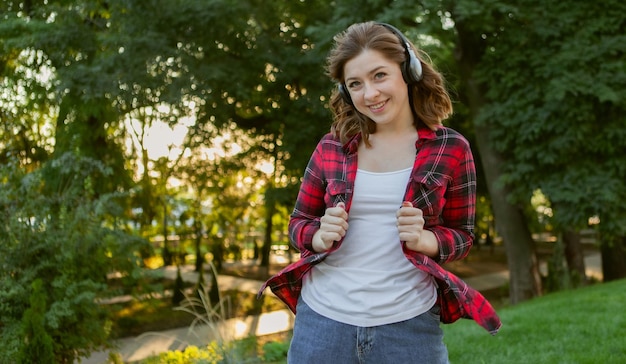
[428,142,476,264]
[288,138,329,254]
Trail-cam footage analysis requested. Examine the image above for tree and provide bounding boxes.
[469,0,626,281]
[94,0,338,272]
[0,47,55,170]
[443,1,543,302]
[1,2,151,361]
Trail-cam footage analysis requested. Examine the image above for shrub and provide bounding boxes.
[0,153,150,363]
[17,279,55,364]
[261,341,289,363]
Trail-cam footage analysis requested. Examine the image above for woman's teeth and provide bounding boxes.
[370,101,385,110]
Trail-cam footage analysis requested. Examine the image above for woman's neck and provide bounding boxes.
[358,129,418,173]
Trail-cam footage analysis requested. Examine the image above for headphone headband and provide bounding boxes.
[338,22,422,106]
[376,23,423,84]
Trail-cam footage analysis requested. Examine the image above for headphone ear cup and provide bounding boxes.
[338,83,353,106]
[401,64,411,85]
[404,48,423,84]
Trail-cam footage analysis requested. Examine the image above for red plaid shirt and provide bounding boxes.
[259,126,502,335]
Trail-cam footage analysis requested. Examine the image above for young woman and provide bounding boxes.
[259,21,501,363]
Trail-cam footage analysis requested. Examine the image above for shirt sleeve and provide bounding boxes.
[288,137,328,255]
[429,137,476,264]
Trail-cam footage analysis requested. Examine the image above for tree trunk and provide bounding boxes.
[162,198,173,266]
[453,18,542,304]
[194,226,205,272]
[601,235,626,281]
[473,122,542,303]
[562,229,588,286]
[260,201,275,275]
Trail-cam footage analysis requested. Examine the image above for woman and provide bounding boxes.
[259,21,501,363]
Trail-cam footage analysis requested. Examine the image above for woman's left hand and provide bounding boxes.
[397,201,439,258]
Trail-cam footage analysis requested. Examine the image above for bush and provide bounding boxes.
[261,341,289,363]
[17,279,55,364]
[0,153,150,363]
[137,337,286,364]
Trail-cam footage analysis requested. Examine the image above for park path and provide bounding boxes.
[79,253,603,364]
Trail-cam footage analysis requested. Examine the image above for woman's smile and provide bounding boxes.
[369,100,387,112]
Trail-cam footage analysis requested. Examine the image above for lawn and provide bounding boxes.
[443,279,626,364]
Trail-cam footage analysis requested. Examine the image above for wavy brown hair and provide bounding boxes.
[327,21,453,145]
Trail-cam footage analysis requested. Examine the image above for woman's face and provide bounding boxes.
[343,49,413,130]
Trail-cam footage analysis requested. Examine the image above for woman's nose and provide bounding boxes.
[363,83,380,100]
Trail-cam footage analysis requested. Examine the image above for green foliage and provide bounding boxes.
[261,341,289,363]
[137,337,286,364]
[17,279,55,364]
[138,340,257,364]
[466,0,626,235]
[0,153,148,363]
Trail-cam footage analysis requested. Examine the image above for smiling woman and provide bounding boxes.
[258,21,500,364]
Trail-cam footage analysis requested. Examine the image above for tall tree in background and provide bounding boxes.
[445,1,543,302]
[106,0,339,270]
[470,0,626,281]
[0,47,54,170]
[421,0,625,296]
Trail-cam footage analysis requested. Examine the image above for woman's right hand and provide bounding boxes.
[311,202,349,252]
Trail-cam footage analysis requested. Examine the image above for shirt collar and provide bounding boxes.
[343,133,361,154]
[416,125,439,147]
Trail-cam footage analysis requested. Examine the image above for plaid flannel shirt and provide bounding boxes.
[258,126,502,335]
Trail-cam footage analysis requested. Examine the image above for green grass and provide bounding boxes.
[443,279,626,364]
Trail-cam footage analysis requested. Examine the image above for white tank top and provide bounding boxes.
[302,167,436,327]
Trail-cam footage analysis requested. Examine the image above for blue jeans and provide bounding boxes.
[288,298,449,364]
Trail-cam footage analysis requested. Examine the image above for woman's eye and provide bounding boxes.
[347,81,360,89]
[374,72,386,79]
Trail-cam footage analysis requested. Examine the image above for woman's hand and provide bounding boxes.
[312,202,349,252]
[397,201,439,258]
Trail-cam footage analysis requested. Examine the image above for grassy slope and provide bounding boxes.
[443,279,626,364]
